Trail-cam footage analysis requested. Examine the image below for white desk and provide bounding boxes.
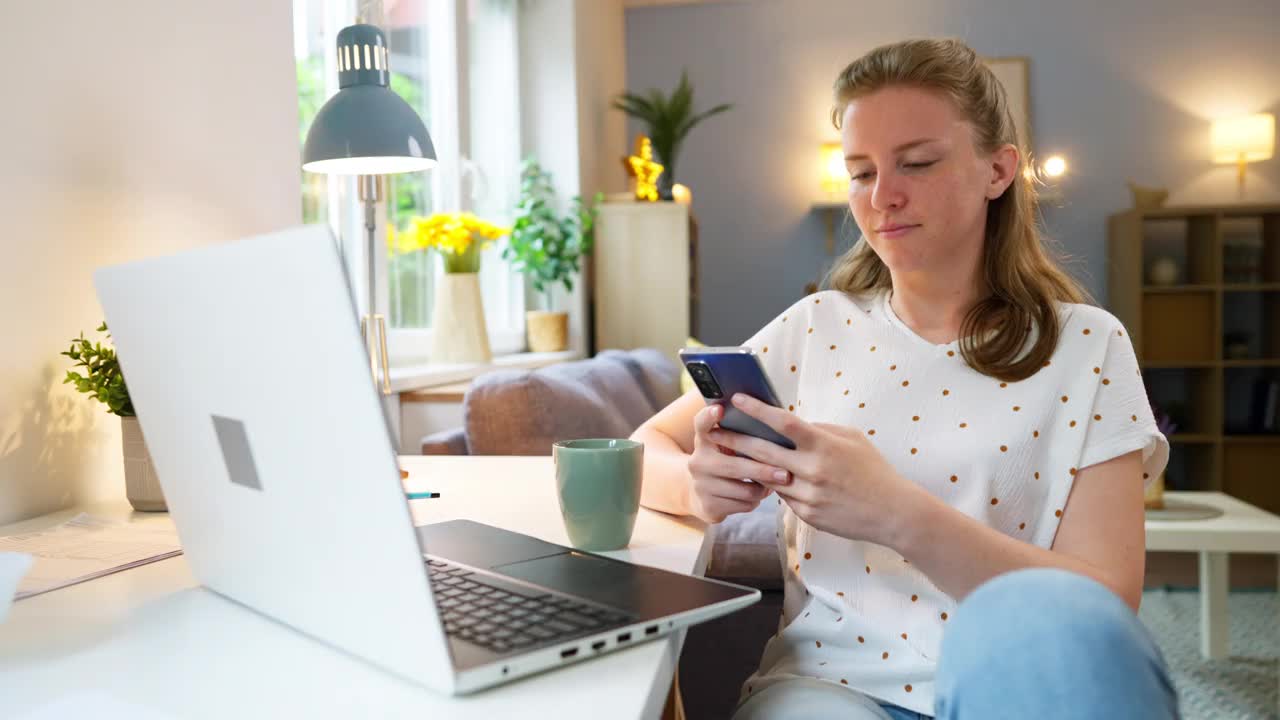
[0,456,711,720]
[1145,491,1280,660]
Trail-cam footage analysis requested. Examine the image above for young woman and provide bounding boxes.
[632,38,1178,719]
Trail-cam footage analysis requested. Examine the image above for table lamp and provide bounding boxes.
[820,142,846,200]
[303,22,437,394]
[1211,113,1274,200]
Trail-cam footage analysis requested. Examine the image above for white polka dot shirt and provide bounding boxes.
[737,288,1169,715]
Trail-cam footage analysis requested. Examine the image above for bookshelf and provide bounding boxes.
[1108,203,1280,513]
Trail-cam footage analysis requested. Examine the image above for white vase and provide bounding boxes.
[430,272,493,364]
[121,416,166,512]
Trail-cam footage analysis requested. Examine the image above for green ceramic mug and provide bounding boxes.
[552,438,644,552]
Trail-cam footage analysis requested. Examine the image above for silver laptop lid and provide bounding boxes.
[93,225,455,693]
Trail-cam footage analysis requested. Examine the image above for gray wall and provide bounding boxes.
[0,1,300,524]
[624,0,1280,345]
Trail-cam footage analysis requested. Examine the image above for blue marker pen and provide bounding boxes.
[405,491,441,500]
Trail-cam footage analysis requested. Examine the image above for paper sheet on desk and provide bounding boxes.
[0,513,182,601]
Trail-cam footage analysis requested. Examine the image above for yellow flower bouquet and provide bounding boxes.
[388,212,510,274]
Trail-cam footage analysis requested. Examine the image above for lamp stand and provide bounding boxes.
[359,175,391,395]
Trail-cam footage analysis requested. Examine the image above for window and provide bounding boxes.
[294,0,526,364]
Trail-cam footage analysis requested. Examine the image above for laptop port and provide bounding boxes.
[560,647,578,659]
[592,640,607,651]
[617,632,632,643]
[645,625,659,636]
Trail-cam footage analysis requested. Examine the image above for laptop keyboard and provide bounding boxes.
[426,557,634,654]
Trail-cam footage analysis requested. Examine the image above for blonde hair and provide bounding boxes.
[826,38,1090,381]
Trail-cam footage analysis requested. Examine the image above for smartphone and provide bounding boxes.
[678,346,797,451]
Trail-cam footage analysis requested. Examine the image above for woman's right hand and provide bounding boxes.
[687,404,789,523]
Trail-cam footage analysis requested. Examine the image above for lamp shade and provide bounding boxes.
[1211,113,1275,165]
[302,24,436,175]
[821,142,845,195]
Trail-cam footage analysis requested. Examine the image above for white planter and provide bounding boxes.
[122,416,165,512]
[430,273,493,364]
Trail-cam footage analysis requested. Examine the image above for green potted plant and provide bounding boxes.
[503,158,602,352]
[612,69,732,199]
[62,323,165,511]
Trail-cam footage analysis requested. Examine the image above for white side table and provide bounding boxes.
[1144,491,1280,660]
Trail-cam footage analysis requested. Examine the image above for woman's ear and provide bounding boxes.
[986,143,1019,199]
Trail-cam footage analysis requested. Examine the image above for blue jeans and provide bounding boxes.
[735,568,1179,719]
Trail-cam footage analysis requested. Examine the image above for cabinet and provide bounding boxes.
[592,201,694,366]
[1108,204,1280,511]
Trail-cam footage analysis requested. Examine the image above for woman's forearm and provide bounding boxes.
[631,425,695,516]
[888,488,1142,611]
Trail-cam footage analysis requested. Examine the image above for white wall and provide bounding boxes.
[0,1,301,524]
[518,0,627,355]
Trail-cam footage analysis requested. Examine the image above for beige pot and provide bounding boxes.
[122,416,166,512]
[430,273,493,364]
[527,311,569,352]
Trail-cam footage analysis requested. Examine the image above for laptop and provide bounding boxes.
[92,225,759,695]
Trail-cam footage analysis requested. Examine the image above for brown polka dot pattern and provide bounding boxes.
[959,422,968,428]
[1083,328,1091,335]
[941,612,949,621]
[902,380,910,387]
[947,350,956,357]
[942,389,950,396]
[1055,509,1063,518]
[816,641,822,648]
[858,635,865,643]
[950,475,958,483]
[883,652,889,660]
[804,552,812,560]
[790,365,797,372]
[858,402,866,408]
[911,594,918,602]
[905,684,913,693]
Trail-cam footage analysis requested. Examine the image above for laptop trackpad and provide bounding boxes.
[493,552,646,611]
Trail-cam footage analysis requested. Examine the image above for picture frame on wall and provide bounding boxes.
[982,56,1031,151]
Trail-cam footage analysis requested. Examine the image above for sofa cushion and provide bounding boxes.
[463,354,655,455]
[708,498,784,590]
[598,348,682,412]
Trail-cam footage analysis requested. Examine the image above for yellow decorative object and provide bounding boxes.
[388,212,509,273]
[1211,113,1274,198]
[623,134,664,202]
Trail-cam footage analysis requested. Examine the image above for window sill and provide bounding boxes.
[387,349,583,394]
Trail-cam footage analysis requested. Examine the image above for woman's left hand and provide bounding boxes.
[705,393,928,545]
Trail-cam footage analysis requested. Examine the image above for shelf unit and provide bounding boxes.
[1108,203,1280,512]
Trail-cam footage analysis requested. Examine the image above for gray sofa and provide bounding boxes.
[418,348,785,717]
